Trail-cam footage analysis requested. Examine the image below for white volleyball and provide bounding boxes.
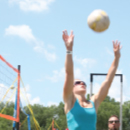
[87,9,110,32]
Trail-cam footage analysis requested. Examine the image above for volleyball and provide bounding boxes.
[87,9,110,32]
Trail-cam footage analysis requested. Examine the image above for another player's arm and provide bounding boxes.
[92,41,121,111]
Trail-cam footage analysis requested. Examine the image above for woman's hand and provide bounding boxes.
[113,40,122,58]
[62,30,74,51]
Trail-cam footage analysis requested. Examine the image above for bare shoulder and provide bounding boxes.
[64,95,76,114]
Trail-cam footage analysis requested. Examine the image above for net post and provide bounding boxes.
[120,74,123,130]
[90,73,123,130]
[16,65,20,130]
[90,74,93,98]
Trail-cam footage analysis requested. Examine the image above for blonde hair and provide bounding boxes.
[74,79,81,82]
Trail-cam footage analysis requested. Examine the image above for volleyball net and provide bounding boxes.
[0,55,20,123]
[0,55,40,130]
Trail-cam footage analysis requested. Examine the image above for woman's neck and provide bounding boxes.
[75,94,87,102]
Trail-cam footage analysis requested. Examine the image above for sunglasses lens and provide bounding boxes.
[83,82,86,86]
[74,81,81,85]
[109,120,119,124]
[74,81,86,87]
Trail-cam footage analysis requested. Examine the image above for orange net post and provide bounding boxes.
[52,119,54,130]
[16,66,20,129]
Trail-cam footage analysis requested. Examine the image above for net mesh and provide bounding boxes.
[0,55,18,118]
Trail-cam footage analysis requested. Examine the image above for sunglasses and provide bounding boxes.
[74,81,87,87]
[108,120,119,124]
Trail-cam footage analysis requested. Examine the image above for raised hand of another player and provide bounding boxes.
[113,40,121,58]
[62,30,74,51]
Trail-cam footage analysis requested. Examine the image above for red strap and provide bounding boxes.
[0,55,18,73]
[0,113,18,122]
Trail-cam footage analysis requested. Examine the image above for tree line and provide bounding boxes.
[0,95,130,130]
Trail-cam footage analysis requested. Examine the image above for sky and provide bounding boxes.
[0,0,130,107]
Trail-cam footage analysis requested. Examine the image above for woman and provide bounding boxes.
[62,30,121,130]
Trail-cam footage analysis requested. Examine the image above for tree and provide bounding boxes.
[122,101,130,130]
[0,96,129,130]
